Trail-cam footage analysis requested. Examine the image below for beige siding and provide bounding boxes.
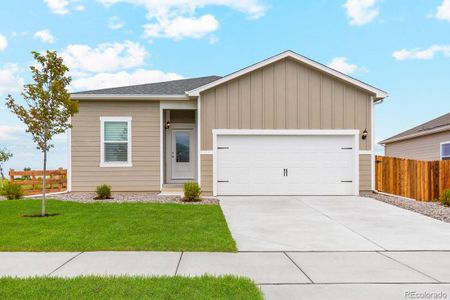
[385,131,450,161]
[359,154,372,191]
[200,58,373,151]
[71,101,160,191]
[200,57,374,192]
[201,154,213,193]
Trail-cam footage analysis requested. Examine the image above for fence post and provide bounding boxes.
[9,169,14,184]
[58,167,63,191]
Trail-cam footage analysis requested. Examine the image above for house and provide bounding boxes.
[380,112,450,161]
[68,50,387,196]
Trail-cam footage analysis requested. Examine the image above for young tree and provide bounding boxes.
[0,148,13,189]
[6,51,78,216]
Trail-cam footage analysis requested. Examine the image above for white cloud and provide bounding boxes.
[343,0,379,26]
[144,15,219,39]
[0,64,24,95]
[436,0,450,21]
[0,125,25,141]
[0,34,7,51]
[327,57,365,74]
[97,0,267,40]
[33,30,55,43]
[108,16,125,30]
[392,45,450,60]
[61,40,147,72]
[70,69,183,91]
[44,0,84,15]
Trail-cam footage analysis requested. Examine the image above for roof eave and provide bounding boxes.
[380,124,450,145]
[70,94,190,101]
[187,50,388,99]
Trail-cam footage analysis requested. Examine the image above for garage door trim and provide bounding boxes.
[212,129,360,196]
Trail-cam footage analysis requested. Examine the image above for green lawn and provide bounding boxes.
[0,199,236,252]
[0,276,263,300]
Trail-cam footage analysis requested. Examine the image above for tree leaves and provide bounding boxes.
[5,50,79,152]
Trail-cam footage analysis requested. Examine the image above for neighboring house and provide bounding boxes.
[380,112,450,161]
[69,50,387,196]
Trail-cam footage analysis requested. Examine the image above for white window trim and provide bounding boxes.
[441,141,450,160]
[100,116,132,167]
[212,129,360,196]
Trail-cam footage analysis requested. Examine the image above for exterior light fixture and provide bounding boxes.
[165,121,171,129]
[362,129,368,140]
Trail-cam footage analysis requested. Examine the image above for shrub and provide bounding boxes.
[183,182,202,202]
[1,182,24,200]
[95,184,112,200]
[440,189,450,206]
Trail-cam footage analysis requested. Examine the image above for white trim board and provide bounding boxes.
[212,129,360,196]
[99,116,132,168]
[67,117,72,192]
[441,141,450,160]
[188,50,387,99]
[159,100,199,189]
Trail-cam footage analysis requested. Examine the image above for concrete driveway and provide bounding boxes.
[219,195,450,251]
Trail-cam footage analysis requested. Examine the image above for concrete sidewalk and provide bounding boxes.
[2,251,450,299]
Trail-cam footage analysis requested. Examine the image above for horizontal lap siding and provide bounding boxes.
[201,155,213,193]
[359,154,372,191]
[200,58,374,192]
[71,101,160,191]
[385,131,450,161]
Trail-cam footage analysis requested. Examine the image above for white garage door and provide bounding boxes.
[216,132,358,196]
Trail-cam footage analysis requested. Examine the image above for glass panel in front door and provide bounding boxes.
[176,132,190,163]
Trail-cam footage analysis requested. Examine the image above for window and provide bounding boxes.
[100,117,132,167]
[442,142,450,161]
[175,131,190,163]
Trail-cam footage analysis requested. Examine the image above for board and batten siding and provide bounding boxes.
[385,131,450,161]
[71,101,160,191]
[200,57,375,192]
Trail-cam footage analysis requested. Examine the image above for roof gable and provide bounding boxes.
[187,50,387,99]
[381,112,450,144]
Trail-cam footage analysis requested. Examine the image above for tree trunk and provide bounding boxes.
[0,165,5,190]
[0,166,4,189]
[41,150,47,216]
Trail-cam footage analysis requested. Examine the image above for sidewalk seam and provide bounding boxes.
[48,252,84,276]
[283,252,314,284]
[377,251,441,283]
[175,252,183,275]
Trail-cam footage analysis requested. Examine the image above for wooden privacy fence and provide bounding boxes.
[9,168,67,196]
[375,156,450,201]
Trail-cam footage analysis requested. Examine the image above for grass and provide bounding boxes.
[0,275,263,300]
[0,199,236,252]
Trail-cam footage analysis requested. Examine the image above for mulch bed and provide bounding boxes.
[361,191,450,223]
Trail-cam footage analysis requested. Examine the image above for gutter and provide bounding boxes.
[70,94,190,101]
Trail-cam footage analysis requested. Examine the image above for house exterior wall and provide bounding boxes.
[384,131,450,161]
[200,58,375,192]
[71,100,160,191]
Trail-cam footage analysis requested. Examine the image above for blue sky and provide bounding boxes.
[0,0,450,171]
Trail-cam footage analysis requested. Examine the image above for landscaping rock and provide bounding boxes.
[29,192,219,205]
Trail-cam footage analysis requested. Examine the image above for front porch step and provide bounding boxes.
[159,184,184,196]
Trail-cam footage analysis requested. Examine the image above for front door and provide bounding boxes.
[171,129,195,180]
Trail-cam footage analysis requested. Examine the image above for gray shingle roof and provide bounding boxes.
[381,112,450,144]
[72,76,222,95]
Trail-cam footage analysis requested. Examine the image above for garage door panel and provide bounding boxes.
[216,134,357,196]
